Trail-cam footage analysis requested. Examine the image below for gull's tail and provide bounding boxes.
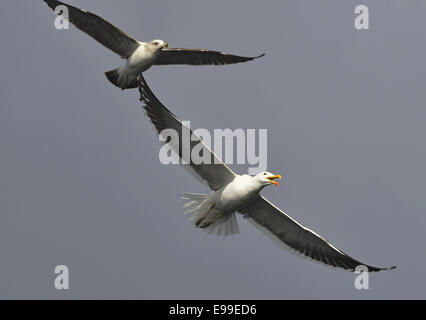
[105,67,139,90]
[182,193,239,236]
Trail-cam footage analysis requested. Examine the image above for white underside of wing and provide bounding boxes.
[243,215,348,272]
[142,107,212,188]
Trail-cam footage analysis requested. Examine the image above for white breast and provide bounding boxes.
[126,43,157,72]
[212,175,260,213]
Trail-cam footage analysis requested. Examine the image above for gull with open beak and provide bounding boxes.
[138,75,396,273]
[42,0,264,90]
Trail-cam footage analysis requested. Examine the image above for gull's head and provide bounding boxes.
[255,171,282,187]
[149,39,168,50]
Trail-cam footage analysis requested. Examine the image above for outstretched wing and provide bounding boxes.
[43,0,140,58]
[155,48,265,66]
[241,196,396,272]
[138,76,237,191]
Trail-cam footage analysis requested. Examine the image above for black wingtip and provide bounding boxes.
[381,265,397,271]
[43,0,60,10]
[368,265,397,272]
[255,53,266,59]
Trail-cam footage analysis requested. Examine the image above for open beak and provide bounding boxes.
[266,174,282,186]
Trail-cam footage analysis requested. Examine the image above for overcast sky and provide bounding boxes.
[1,0,425,299]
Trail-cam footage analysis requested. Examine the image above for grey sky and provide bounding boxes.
[0,0,425,299]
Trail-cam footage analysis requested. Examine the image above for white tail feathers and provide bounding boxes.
[203,213,240,236]
[182,193,239,237]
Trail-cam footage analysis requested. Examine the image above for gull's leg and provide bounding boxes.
[195,203,215,228]
[199,220,214,229]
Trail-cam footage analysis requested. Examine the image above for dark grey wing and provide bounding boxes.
[155,48,265,66]
[241,196,396,272]
[43,0,140,58]
[138,76,237,191]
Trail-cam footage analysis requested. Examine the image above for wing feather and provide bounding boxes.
[155,48,265,66]
[43,0,140,58]
[138,76,236,191]
[241,196,396,272]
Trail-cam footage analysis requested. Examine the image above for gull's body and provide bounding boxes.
[139,76,396,272]
[109,40,167,89]
[212,175,262,214]
[127,44,160,73]
[43,0,264,89]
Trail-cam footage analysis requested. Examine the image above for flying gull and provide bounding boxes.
[43,0,264,90]
[138,76,396,272]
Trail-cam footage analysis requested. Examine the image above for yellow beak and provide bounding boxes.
[162,42,169,48]
[266,174,282,186]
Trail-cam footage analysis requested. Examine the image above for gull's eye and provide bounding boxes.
[263,172,267,175]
